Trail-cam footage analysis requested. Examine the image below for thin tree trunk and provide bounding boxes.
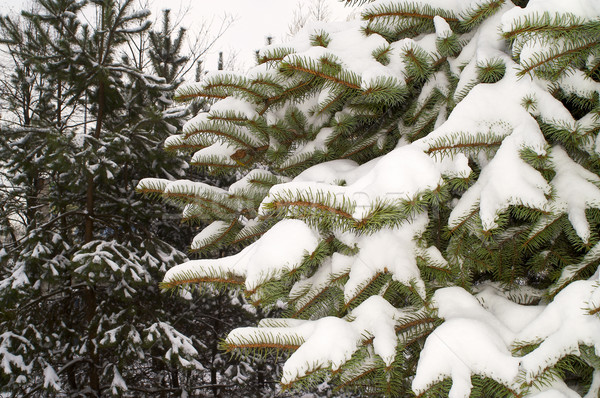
[83,79,105,396]
[84,81,105,243]
[84,286,99,395]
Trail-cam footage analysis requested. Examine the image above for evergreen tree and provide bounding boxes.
[140,0,600,396]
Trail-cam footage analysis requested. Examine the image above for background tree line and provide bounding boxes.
[0,0,281,396]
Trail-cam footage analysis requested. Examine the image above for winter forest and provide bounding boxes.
[1,0,599,396]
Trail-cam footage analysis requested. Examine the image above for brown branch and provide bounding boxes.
[426,140,503,154]
[522,216,562,248]
[271,199,354,220]
[335,367,379,392]
[449,207,479,234]
[231,230,265,245]
[364,11,458,22]
[190,219,238,253]
[345,273,383,309]
[292,286,332,318]
[224,342,300,351]
[285,64,361,90]
[174,92,227,102]
[160,277,245,290]
[520,40,597,76]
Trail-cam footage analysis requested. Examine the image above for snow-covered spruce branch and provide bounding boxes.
[143,0,600,395]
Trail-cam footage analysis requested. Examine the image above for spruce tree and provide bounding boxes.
[135,0,597,396]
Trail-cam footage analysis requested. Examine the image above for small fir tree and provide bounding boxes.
[142,0,599,396]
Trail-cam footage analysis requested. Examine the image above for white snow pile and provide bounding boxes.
[226,295,424,385]
[163,219,320,294]
[413,280,600,398]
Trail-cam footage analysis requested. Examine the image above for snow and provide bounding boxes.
[413,318,520,398]
[548,146,600,242]
[43,365,60,391]
[501,0,600,25]
[145,322,204,370]
[448,124,551,231]
[476,285,545,334]
[433,15,452,39]
[164,219,320,293]
[264,144,454,220]
[191,221,232,251]
[0,333,31,374]
[227,295,408,384]
[111,367,128,394]
[413,278,600,397]
[164,179,229,198]
[209,96,259,119]
[190,141,238,166]
[517,280,600,383]
[343,214,429,301]
[556,70,600,99]
[228,169,290,197]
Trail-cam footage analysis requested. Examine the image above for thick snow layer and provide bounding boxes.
[476,285,545,334]
[413,277,600,396]
[0,332,31,375]
[527,379,582,398]
[549,146,600,242]
[413,318,520,398]
[501,0,600,26]
[228,170,291,197]
[448,123,551,230]
[293,159,360,185]
[164,220,319,292]
[157,0,600,395]
[111,367,128,394]
[344,215,429,301]
[227,296,407,384]
[43,365,60,391]
[263,144,467,220]
[433,15,452,39]
[518,280,600,383]
[209,97,258,119]
[191,221,232,251]
[278,19,402,84]
[419,66,571,158]
[557,70,600,99]
[191,141,238,166]
[164,179,229,198]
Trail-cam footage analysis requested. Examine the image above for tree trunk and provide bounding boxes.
[84,81,105,243]
[83,80,105,396]
[84,286,100,395]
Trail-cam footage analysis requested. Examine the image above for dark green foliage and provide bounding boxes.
[0,2,279,396]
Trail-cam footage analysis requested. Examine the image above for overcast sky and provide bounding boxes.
[0,0,352,71]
